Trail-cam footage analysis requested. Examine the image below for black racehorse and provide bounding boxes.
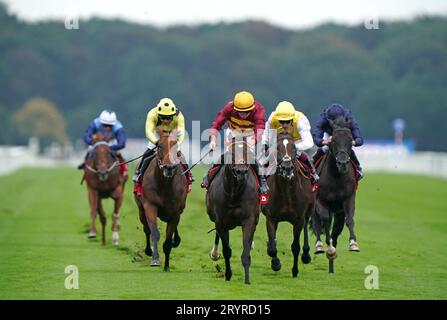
[261,131,315,277]
[206,138,260,284]
[312,116,360,273]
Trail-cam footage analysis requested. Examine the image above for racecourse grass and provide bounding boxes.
[0,166,446,299]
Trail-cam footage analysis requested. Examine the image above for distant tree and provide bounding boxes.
[14,98,68,148]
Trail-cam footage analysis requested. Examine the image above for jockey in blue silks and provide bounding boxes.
[312,103,364,179]
[78,109,128,176]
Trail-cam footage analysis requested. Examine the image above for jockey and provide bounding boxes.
[312,103,364,179]
[262,101,319,183]
[201,91,268,194]
[132,97,194,185]
[78,109,127,176]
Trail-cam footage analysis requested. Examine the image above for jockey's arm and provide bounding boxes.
[253,105,266,144]
[210,104,231,140]
[110,128,126,151]
[176,112,186,145]
[83,121,96,146]
[312,113,327,147]
[261,112,274,146]
[351,119,364,147]
[295,116,314,151]
[145,109,158,145]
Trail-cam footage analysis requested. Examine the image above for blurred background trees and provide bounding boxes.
[0,2,446,151]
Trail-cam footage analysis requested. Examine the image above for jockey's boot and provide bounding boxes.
[312,147,325,164]
[116,152,128,177]
[133,148,156,183]
[350,150,364,180]
[77,152,89,170]
[201,165,219,189]
[297,151,319,184]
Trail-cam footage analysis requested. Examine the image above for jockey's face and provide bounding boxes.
[159,115,173,124]
[102,124,112,132]
[238,111,250,119]
[279,120,292,131]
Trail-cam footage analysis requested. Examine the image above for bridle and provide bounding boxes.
[329,127,352,167]
[277,135,296,178]
[84,141,119,181]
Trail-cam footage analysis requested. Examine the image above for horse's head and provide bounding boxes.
[156,129,179,178]
[276,131,296,180]
[328,116,353,175]
[89,141,116,181]
[226,138,251,182]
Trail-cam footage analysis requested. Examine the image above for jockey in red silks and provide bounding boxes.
[201,91,268,195]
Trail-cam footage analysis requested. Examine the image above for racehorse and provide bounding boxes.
[261,131,315,277]
[83,133,127,246]
[312,116,360,273]
[134,130,187,271]
[206,138,260,284]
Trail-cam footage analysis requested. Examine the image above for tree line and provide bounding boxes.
[1,3,446,151]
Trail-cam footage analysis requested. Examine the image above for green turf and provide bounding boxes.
[0,166,446,299]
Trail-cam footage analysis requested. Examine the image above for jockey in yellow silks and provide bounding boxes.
[132,97,193,184]
[262,101,319,183]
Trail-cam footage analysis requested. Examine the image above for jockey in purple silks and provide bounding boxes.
[312,103,364,180]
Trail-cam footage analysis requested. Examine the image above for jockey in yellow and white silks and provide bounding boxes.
[262,101,319,183]
[132,97,193,184]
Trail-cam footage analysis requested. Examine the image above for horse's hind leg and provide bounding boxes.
[138,203,152,256]
[111,190,123,246]
[312,212,324,254]
[291,221,304,278]
[172,228,181,248]
[210,232,220,261]
[163,222,177,272]
[97,199,107,246]
[266,218,281,271]
[242,220,256,285]
[218,226,232,281]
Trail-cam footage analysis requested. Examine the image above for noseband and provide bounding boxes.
[84,141,119,181]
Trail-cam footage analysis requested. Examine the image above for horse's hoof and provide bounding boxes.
[245,280,251,285]
[271,258,281,272]
[210,248,220,261]
[326,247,337,260]
[164,267,170,272]
[225,272,232,281]
[150,259,161,267]
[301,253,312,264]
[112,232,119,246]
[314,241,324,254]
[292,270,298,278]
[349,240,360,252]
[88,230,97,238]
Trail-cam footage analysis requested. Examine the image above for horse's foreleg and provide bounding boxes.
[217,226,232,281]
[301,215,312,264]
[210,232,220,261]
[344,196,359,251]
[87,187,98,238]
[266,218,281,271]
[331,211,345,248]
[241,220,256,285]
[143,202,160,266]
[163,222,177,272]
[138,205,152,256]
[172,228,181,248]
[97,199,107,246]
[291,222,304,278]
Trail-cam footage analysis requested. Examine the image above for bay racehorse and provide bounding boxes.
[312,116,360,273]
[83,133,127,246]
[261,131,315,277]
[134,130,187,271]
[206,138,260,284]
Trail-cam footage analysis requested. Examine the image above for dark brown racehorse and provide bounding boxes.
[206,138,260,284]
[261,131,315,277]
[134,130,187,271]
[312,116,359,273]
[84,133,127,246]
